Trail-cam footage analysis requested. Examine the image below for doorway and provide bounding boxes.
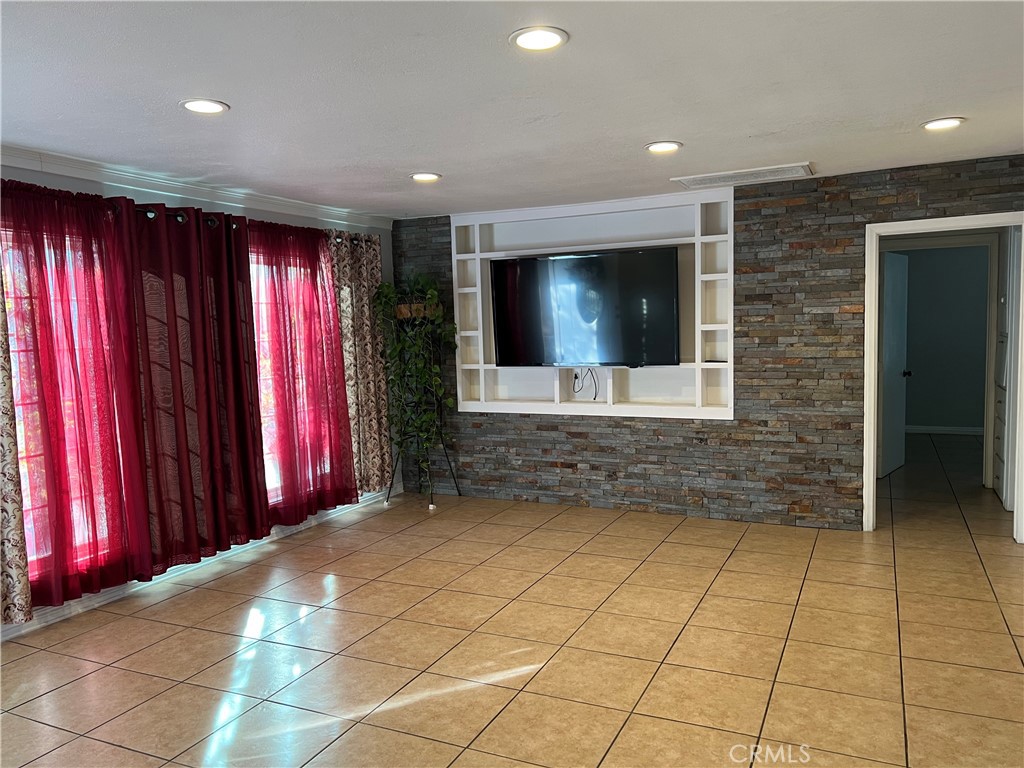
[864,212,1024,543]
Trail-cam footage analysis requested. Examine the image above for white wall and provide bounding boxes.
[905,245,989,431]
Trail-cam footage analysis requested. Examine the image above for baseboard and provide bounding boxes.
[905,425,984,436]
[0,489,390,642]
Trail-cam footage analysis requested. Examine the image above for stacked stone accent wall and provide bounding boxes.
[391,155,1024,527]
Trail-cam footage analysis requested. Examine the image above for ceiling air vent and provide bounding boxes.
[670,162,813,190]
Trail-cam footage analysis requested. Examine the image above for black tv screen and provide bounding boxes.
[491,247,679,367]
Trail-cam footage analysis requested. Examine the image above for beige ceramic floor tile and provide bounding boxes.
[366,673,516,746]
[482,546,570,573]
[14,611,119,649]
[524,647,657,710]
[329,580,436,617]
[626,562,719,593]
[518,574,616,610]
[175,700,352,768]
[399,590,509,629]
[1003,603,1024,636]
[10,666,173,733]
[44,616,182,664]
[894,546,984,575]
[601,518,681,541]
[134,587,250,626]
[0,713,77,768]
[341,619,469,669]
[194,596,316,639]
[512,529,593,552]
[578,535,659,560]
[0,642,36,665]
[187,640,331,698]
[762,683,905,765]
[906,705,1024,768]
[804,559,895,589]
[306,723,461,768]
[898,592,1008,633]
[264,607,388,653]
[777,640,902,702]
[648,542,731,568]
[444,566,542,598]
[362,534,448,558]
[665,524,744,549]
[270,654,417,718]
[902,657,1024,721]
[900,620,1023,672]
[723,550,809,579]
[811,541,895,567]
[259,544,350,571]
[377,558,474,587]
[666,625,784,679]
[789,606,899,655]
[567,611,681,661]
[897,567,996,602]
[99,582,194,615]
[981,553,1024,580]
[112,628,254,680]
[991,575,1024,605]
[542,511,619,534]
[602,714,748,768]
[1,651,102,710]
[317,528,392,549]
[455,523,533,545]
[707,570,803,605]
[598,583,701,623]
[690,595,794,638]
[893,528,976,552]
[421,540,508,565]
[199,564,305,596]
[403,518,480,539]
[736,532,815,557]
[636,664,772,736]
[972,535,1024,558]
[754,740,898,767]
[22,736,164,768]
[259,571,367,605]
[799,580,897,619]
[549,553,641,583]
[472,692,627,768]
[318,551,411,579]
[450,750,538,768]
[428,632,558,689]
[478,600,591,644]
[88,684,259,760]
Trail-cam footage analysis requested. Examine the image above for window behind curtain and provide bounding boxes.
[248,221,358,526]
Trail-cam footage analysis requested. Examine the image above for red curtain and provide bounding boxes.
[0,181,152,605]
[121,203,270,573]
[249,221,358,526]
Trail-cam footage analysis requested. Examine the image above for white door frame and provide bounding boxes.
[864,212,1024,543]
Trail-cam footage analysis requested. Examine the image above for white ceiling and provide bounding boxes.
[2,2,1022,219]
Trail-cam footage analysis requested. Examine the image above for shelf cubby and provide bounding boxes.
[701,202,729,237]
[460,369,481,402]
[456,293,479,332]
[455,225,476,255]
[700,240,729,275]
[455,259,478,288]
[701,280,730,326]
[701,367,730,408]
[701,329,729,363]
[459,334,481,366]
[484,368,555,403]
[612,367,697,406]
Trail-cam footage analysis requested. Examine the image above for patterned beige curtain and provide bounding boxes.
[328,231,392,493]
[0,264,32,624]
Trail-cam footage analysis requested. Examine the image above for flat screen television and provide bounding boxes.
[490,247,679,367]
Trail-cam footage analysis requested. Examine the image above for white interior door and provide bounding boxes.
[879,251,909,477]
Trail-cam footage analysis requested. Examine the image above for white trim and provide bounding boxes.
[0,490,392,642]
[1,144,393,231]
[863,211,1024,543]
[905,425,984,436]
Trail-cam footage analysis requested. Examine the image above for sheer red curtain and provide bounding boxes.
[0,181,152,605]
[248,221,357,525]
[121,203,270,572]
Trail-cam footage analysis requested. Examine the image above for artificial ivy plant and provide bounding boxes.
[373,275,459,503]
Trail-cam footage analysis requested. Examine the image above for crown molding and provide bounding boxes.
[1,145,393,231]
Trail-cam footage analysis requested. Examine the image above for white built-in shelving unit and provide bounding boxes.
[451,189,734,419]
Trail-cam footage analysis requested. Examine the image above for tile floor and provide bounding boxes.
[1,434,1021,767]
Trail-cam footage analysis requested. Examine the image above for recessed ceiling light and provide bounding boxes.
[922,117,965,131]
[509,26,569,51]
[410,172,442,183]
[180,99,230,115]
[645,141,682,154]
